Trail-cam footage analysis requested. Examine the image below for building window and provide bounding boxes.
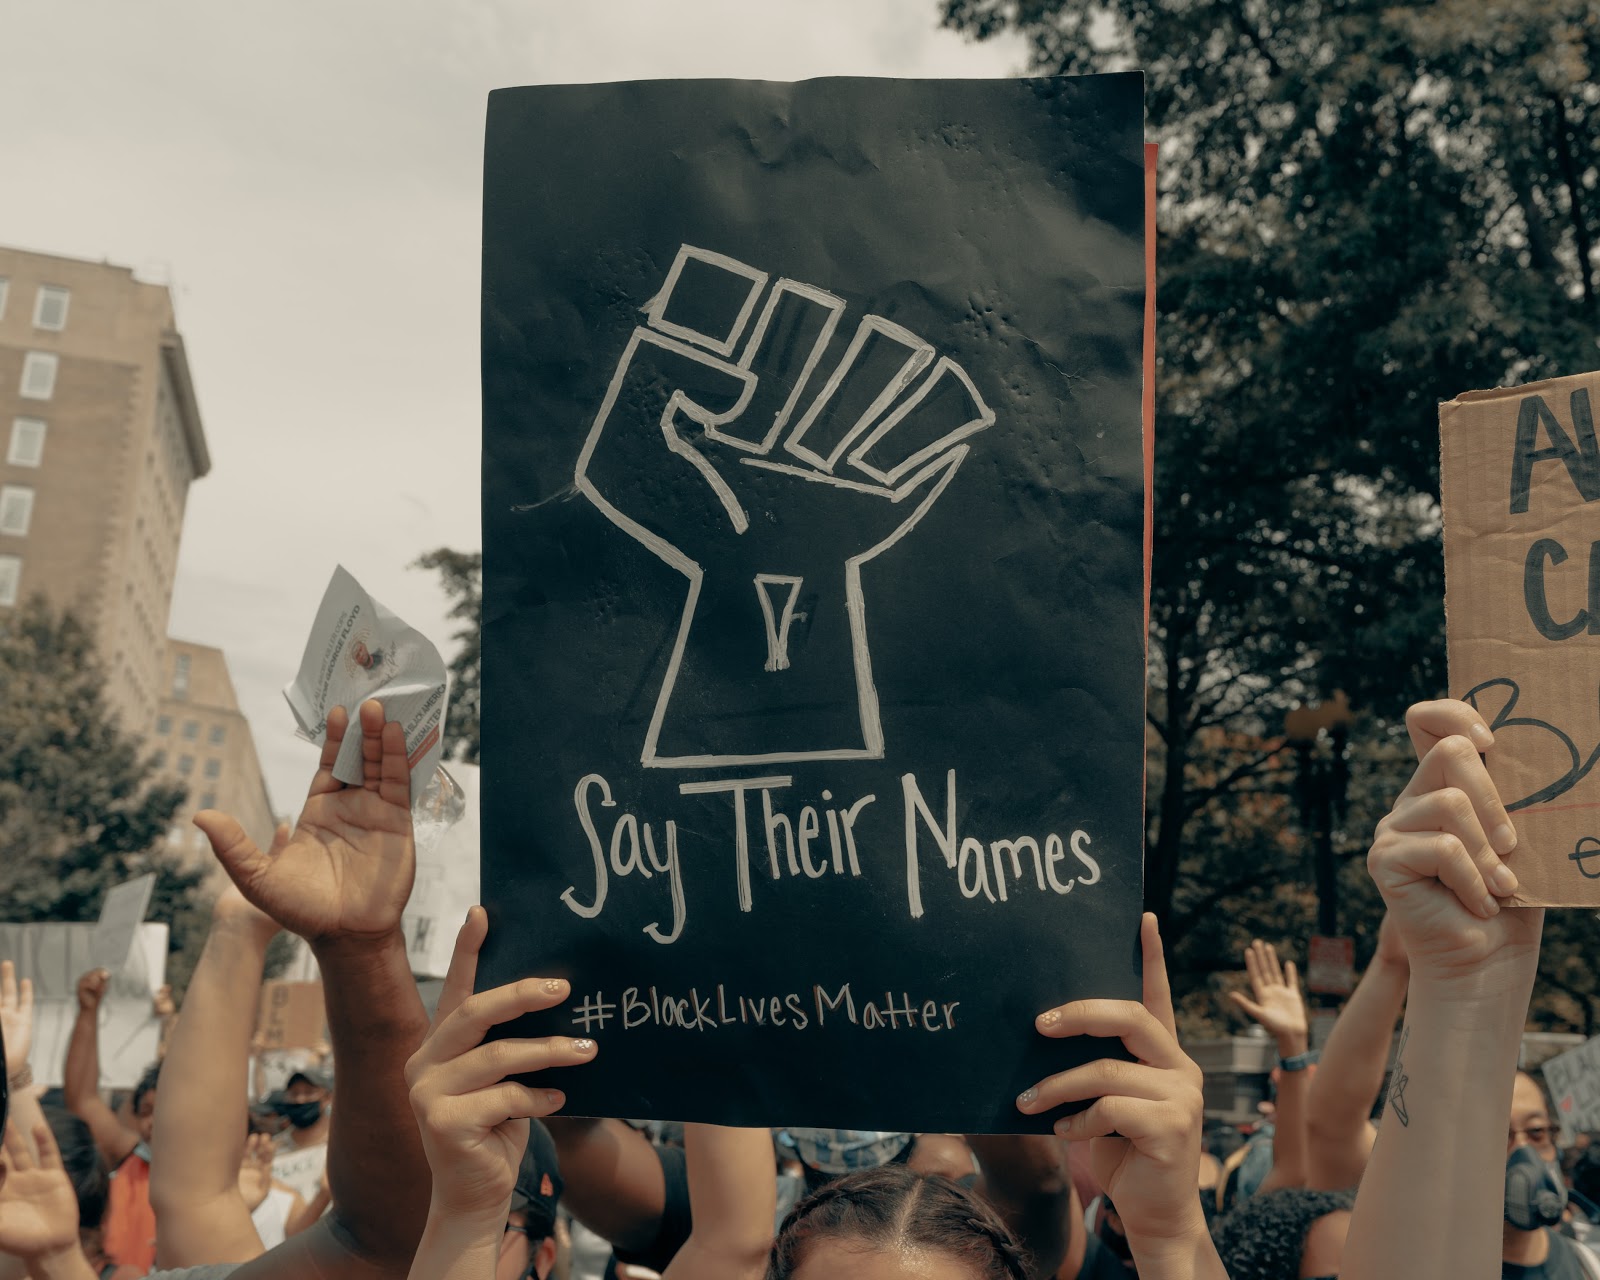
[19,353,57,400]
[172,653,190,699]
[151,749,166,768]
[182,719,199,740]
[0,486,33,536]
[32,286,69,332]
[6,419,45,467]
[199,791,216,810]
[177,754,194,775]
[208,724,226,746]
[0,555,18,607]
[156,715,172,735]
[203,758,221,779]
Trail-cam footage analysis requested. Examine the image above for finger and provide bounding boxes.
[1037,997,1182,1070]
[1243,941,1264,998]
[1017,1058,1182,1114]
[267,822,292,858]
[1390,781,1516,901]
[1139,913,1178,1040]
[1369,827,1499,919]
[309,705,351,797]
[1227,992,1266,1023]
[360,699,386,791]
[418,978,576,1066]
[427,1035,598,1097]
[429,1081,567,1131]
[377,713,410,808]
[1261,942,1284,989]
[1053,1093,1192,1146]
[1406,699,1494,762]
[1400,733,1519,869]
[1,959,14,1009]
[1284,960,1300,995]
[31,1122,62,1172]
[2,1119,37,1170]
[195,812,271,889]
[434,908,491,1029]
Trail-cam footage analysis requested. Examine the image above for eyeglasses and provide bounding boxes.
[1509,1123,1557,1149]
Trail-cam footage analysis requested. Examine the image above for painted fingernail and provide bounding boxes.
[571,1038,596,1054]
[1492,825,1519,856]
[543,978,566,994]
[1053,1117,1074,1136]
[1037,1009,1061,1029]
[543,1089,565,1109]
[1016,1087,1037,1110]
[1470,724,1494,749]
[1481,892,1500,918]
[1490,864,1519,897]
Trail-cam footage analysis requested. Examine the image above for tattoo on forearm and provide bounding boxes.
[1388,1026,1411,1127]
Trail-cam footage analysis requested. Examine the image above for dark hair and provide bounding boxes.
[766,1164,1030,1280]
[42,1104,109,1229]
[132,1063,160,1112]
[1213,1187,1355,1280]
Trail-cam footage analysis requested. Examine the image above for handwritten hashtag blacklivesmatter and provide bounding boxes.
[570,993,616,1034]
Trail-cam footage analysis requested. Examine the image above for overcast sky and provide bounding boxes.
[0,1,1025,811]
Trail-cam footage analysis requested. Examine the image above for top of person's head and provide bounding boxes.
[287,1062,334,1093]
[510,1120,564,1244]
[133,1062,161,1112]
[41,1103,109,1230]
[766,1164,1030,1280]
[1212,1187,1356,1280]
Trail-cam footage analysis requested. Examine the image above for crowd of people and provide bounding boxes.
[0,697,1586,1278]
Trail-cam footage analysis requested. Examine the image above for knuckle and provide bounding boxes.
[1436,734,1477,767]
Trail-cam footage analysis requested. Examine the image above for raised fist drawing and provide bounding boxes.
[575,245,994,767]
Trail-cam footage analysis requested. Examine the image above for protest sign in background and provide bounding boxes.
[90,873,156,973]
[1541,1035,1600,1145]
[254,981,327,1053]
[480,74,1149,1132]
[404,762,481,979]
[0,922,168,1088]
[1442,370,1600,906]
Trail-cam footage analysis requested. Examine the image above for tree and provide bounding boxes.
[0,598,208,987]
[941,0,1600,1023]
[413,548,482,763]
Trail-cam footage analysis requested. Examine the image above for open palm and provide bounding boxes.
[0,1122,79,1260]
[196,701,415,945]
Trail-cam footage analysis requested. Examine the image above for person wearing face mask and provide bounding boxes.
[268,1063,333,1219]
[1503,1071,1600,1279]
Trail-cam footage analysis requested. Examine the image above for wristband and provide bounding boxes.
[1279,1050,1318,1072]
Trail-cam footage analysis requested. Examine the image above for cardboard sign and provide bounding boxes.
[478,75,1149,1132]
[0,922,168,1088]
[1441,371,1600,905]
[1306,935,1355,996]
[90,874,156,973]
[1541,1035,1600,1145]
[403,763,481,979]
[254,981,326,1052]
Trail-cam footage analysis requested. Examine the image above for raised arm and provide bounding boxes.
[1228,939,1310,1193]
[1017,914,1228,1280]
[61,970,136,1170]
[1341,700,1539,1280]
[193,701,436,1280]
[1305,913,1408,1190]
[149,883,282,1266]
[660,1125,775,1280]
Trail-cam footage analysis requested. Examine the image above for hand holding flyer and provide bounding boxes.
[284,565,449,798]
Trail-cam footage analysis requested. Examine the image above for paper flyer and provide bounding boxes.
[284,565,450,797]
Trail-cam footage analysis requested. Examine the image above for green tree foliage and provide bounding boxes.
[941,0,1600,1026]
[413,548,482,763]
[0,598,208,987]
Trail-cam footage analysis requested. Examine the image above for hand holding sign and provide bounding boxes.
[195,701,414,947]
[577,245,994,768]
[1015,914,1210,1263]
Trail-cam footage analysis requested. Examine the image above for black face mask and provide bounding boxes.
[274,1099,324,1130]
[1506,1145,1568,1231]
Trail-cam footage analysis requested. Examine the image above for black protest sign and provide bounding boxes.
[480,75,1148,1133]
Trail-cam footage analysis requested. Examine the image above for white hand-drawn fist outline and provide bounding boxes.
[575,244,995,769]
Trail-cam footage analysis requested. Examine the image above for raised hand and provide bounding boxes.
[1228,940,1308,1051]
[75,968,109,1015]
[237,1131,276,1212]
[1,961,33,1079]
[1369,699,1540,993]
[195,701,413,946]
[0,1119,81,1263]
[404,907,595,1220]
[577,244,993,767]
[1017,914,1212,1262]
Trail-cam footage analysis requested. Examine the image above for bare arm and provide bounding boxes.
[544,1117,671,1253]
[661,1126,774,1280]
[150,889,281,1266]
[966,1134,1081,1280]
[1305,915,1408,1190]
[1342,701,1538,1280]
[61,971,136,1170]
[1228,940,1310,1193]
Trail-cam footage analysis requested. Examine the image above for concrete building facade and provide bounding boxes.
[0,246,210,732]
